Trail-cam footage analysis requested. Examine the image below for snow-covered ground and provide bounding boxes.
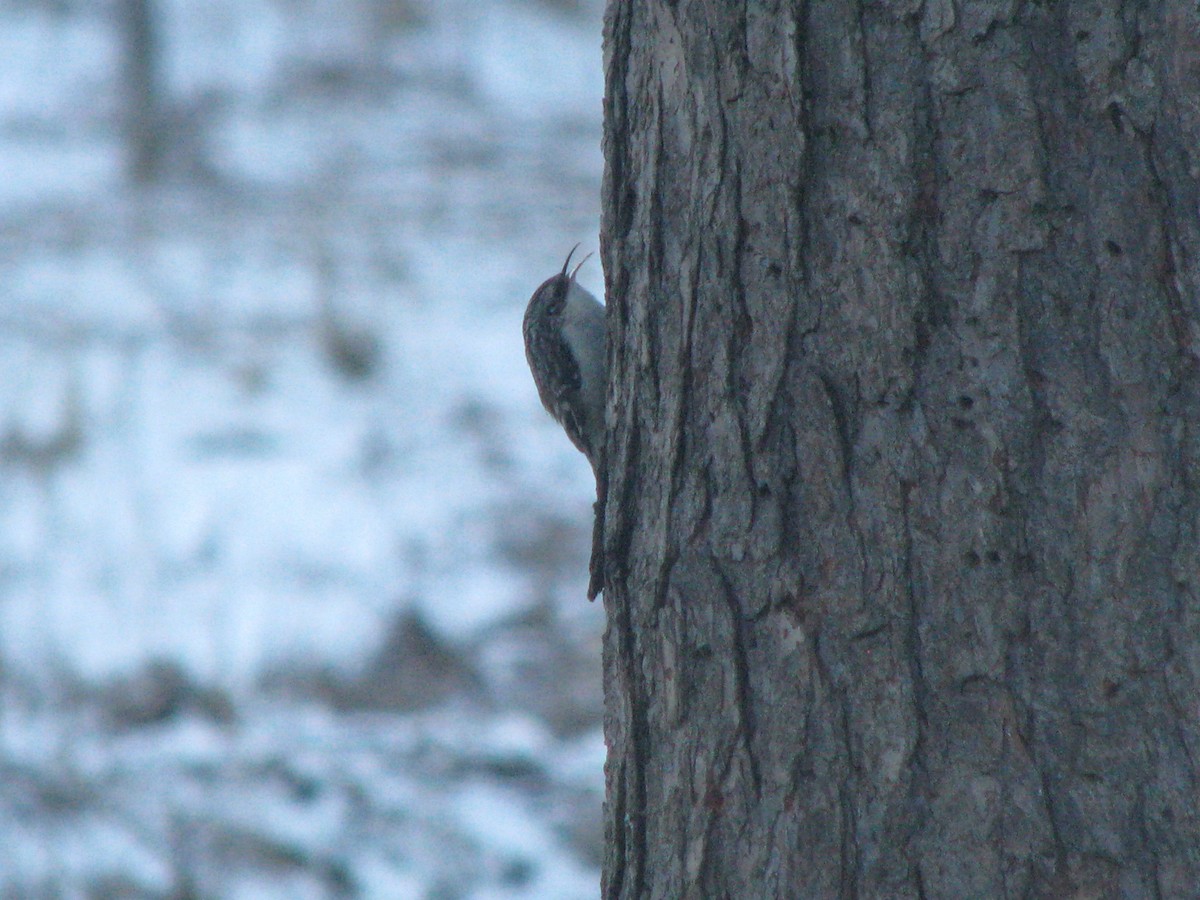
[0,0,607,895]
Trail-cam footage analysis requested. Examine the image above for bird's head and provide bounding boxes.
[526,245,592,318]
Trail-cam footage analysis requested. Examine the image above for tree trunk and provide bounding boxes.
[598,2,1200,897]
[119,0,167,184]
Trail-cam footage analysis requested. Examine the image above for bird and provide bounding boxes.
[522,246,607,475]
[523,247,608,598]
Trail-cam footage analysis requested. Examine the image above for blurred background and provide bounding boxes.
[0,0,606,896]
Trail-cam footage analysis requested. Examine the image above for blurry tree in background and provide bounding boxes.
[117,0,167,184]
[600,1,1199,897]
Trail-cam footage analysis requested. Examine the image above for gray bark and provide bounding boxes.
[598,1,1200,897]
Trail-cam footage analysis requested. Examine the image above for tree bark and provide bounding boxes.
[599,2,1200,897]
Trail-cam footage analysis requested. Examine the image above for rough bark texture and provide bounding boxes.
[599,2,1200,897]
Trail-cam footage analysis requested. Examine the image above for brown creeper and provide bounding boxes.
[523,247,607,597]
[522,247,606,475]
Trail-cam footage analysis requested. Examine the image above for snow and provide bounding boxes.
[0,0,607,895]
